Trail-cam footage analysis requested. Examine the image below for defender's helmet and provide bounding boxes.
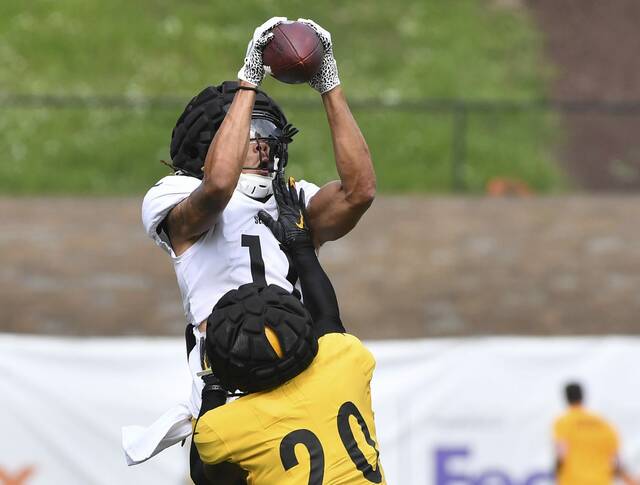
[205,283,318,393]
[169,81,298,179]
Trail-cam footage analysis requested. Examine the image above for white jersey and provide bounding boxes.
[141,175,321,326]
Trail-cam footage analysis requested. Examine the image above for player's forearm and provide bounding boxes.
[201,82,255,199]
[615,460,637,485]
[554,457,563,475]
[290,245,343,333]
[322,86,376,207]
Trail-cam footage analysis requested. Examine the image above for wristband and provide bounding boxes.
[236,85,259,93]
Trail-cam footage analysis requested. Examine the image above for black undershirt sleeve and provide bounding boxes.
[192,377,248,485]
[289,245,345,336]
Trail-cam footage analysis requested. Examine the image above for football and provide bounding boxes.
[262,21,324,84]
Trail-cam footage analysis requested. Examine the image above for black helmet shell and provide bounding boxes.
[205,283,318,393]
[170,81,294,178]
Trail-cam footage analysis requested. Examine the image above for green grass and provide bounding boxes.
[0,0,564,194]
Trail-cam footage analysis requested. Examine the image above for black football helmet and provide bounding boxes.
[169,81,298,179]
[205,283,318,393]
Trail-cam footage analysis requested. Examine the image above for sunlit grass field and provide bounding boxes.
[0,0,564,193]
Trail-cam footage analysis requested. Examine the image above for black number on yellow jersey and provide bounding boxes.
[337,401,382,483]
[279,401,382,484]
[280,429,325,485]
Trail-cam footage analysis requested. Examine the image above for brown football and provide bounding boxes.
[262,21,324,84]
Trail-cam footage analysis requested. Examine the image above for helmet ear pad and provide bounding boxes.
[170,81,295,178]
[205,283,318,393]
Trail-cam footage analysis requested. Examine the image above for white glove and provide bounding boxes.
[297,18,340,94]
[237,17,287,86]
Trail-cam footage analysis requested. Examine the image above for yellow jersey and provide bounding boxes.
[194,333,385,485]
[554,406,619,485]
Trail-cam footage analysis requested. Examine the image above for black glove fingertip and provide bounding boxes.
[289,179,299,207]
[257,210,274,227]
[273,172,286,202]
[299,187,306,208]
[280,173,292,205]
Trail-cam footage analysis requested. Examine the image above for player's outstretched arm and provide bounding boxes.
[164,84,256,255]
[258,174,344,334]
[164,18,284,256]
[296,19,376,248]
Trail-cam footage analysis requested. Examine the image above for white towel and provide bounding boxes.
[122,402,193,466]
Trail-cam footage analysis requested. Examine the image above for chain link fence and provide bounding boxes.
[2,93,640,192]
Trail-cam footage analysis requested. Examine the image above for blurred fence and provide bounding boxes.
[2,93,640,192]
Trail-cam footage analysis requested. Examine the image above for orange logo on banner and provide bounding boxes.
[0,466,35,485]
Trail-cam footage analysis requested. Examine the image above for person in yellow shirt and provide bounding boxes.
[192,173,386,485]
[554,382,637,485]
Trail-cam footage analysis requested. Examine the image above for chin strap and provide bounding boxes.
[237,172,274,198]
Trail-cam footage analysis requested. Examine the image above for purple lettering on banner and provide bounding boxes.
[434,447,555,485]
[474,470,513,485]
[523,472,554,485]
[435,448,472,485]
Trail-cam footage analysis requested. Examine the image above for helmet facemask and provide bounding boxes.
[245,112,299,177]
[237,112,299,199]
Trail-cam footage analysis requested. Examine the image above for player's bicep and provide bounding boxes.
[553,419,567,441]
[552,420,569,461]
[164,184,229,255]
[306,180,370,247]
[554,439,568,457]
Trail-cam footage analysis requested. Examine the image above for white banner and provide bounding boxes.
[0,336,191,485]
[1,335,639,485]
[369,337,640,485]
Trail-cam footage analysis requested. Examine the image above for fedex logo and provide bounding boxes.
[0,466,36,485]
[435,447,553,485]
